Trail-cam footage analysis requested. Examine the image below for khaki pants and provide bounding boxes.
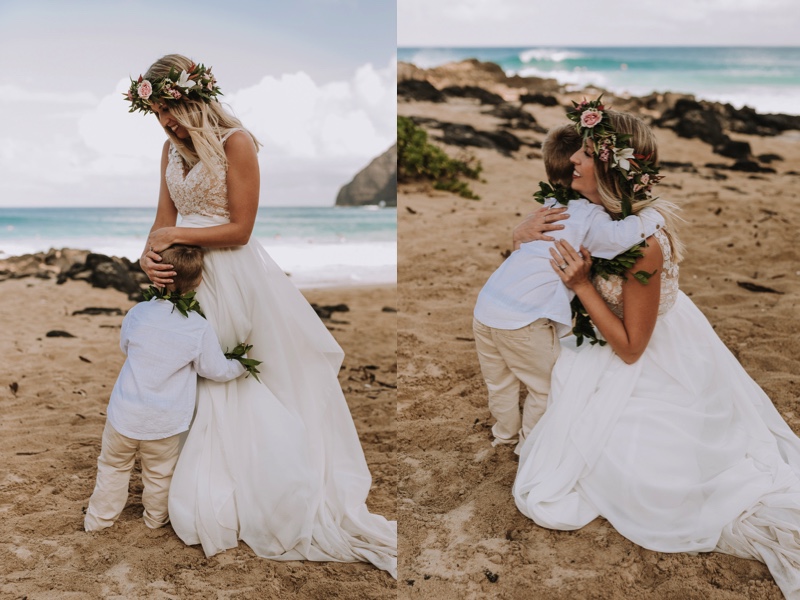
[473,317,560,452]
[84,421,181,531]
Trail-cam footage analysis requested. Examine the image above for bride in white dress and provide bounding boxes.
[513,106,800,598]
[129,54,396,578]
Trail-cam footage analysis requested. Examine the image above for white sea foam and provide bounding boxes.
[515,66,610,90]
[518,48,584,64]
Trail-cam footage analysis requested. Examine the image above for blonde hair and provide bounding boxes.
[592,111,684,262]
[143,54,261,175]
[160,245,204,294]
[542,124,582,188]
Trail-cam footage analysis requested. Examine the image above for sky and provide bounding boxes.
[397,0,800,47]
[0,0,396,207]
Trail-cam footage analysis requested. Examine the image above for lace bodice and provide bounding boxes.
[165,130,241,219]
[593,229,679,319]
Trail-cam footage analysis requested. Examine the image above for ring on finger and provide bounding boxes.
[558,262,568,270]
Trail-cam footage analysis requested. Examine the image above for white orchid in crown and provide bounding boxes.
[175,70,197,89]
[612,147,635,171]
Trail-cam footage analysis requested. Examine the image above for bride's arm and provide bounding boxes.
[552,238,662,364]
[140,140,179,285]
[146,131,260,252]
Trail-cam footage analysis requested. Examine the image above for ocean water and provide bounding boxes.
[0,206,396,289]
[398,47,800,116]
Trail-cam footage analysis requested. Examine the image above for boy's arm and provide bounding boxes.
[583,207,665,259]
[194,326,247,382]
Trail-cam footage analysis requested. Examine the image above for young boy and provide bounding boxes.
[473,124,665,453]
[84,245,247,531]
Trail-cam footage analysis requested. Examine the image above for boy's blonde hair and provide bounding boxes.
[542,125,582,187]
[161,245,204,294]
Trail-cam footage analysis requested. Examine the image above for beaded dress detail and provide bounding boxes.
[165,132,238,219]
[592,228,679,319]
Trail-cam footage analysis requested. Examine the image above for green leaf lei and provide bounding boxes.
[532,182,581,206]
[572,242,657,347]
[223,343,263,382]
[142,285,206,319]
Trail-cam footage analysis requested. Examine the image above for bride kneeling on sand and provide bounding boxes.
[513,102,800,599]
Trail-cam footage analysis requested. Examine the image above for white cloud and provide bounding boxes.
[0,59,396,207]
[227,56,396,163]
[0,84,98,105]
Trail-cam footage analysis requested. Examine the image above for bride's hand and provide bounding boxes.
[550,240,592,290]
[513,205,569,250]
[140,229,177,286]
[147,227,176,254]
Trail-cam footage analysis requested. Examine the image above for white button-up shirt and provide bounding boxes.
[107,299,245,440]
[474,197,665,336]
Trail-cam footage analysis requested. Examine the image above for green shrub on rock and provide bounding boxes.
[397,116,482,200]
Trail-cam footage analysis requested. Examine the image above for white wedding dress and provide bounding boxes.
[513,229,800,598]
[163,132,397,578]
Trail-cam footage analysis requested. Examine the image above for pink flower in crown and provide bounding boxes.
[170,89,182,100]
[126,90,133,101]
[633,183,644,193]
[640,173,650,185]
[580,108,602,128]
[137,80,153,100]
[599,148,611,162]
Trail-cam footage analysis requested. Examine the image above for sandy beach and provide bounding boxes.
[0,276,396,599]
[397,61,800,599]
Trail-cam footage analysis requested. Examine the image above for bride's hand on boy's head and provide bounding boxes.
[550,241,591,289]
[140,250,175,286]
[146,227,175,254]
[513,205,570,246]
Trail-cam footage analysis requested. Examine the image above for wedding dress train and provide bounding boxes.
[513,229,800,598]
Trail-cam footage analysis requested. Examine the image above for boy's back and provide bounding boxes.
[474,196,663,335]
[108,299,244,440]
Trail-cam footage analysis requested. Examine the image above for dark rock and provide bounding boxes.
[335,144,397,207]
[714,139,751,160]
[519,93,559,107]
[660,161,698,173]
[311,303,350,320]
[46,330,76,338]
[441,85,504,105]
[381,306,397,313]
[757,153,783,163]
[729,160,776,174]
[72,307,125,316]
[438,122,523,156]
[485,103,547,132]
[704,161,777,174]
[88,258,141,297]
[655,99,728,147]
[397,79,445,103]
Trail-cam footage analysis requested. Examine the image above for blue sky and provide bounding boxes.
[398,0,800,47]
[0,0,396,207]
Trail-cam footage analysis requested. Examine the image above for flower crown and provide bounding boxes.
[125,62,222,115]
[567,96,663,217]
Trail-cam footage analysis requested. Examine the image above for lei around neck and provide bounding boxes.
[567,95,663,218]
[142,285,206,319]
[125,62,222,115]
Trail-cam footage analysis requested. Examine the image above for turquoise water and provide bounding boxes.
[0,206,397,288]
[398,47,800,115]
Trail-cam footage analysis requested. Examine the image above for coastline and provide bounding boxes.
[0,276,396,598]
[398,59,800,599]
